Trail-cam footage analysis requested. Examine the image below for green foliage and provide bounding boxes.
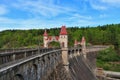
[0,29,43,48]
[97,47,120,72]
[48,41,60,48]
[0,24,120,71]
[0,23,120,49]
[97,47,120,62]
[97,61,120,72]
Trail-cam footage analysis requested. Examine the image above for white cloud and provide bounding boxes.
[99,14,107,18]
[101,0,120,4]
[1,0,118,31]
[0,5,8,15]
[88,0,120,10]
[90,3,107,10]
[0,17,16,23]
[101,0,120,7]
[69,14,92,20]
[88,0,108,10]
[0,15,95,31]
[11,0,76,17]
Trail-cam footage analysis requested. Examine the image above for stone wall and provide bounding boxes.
[0,48,55,65]
[0,47,100,80]
[0,49,62,80]
[86,51,97,71]
[69,53,97,80]
[47,63,71,80]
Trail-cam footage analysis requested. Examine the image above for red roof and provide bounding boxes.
[43,30,48,36]
[60,26,67,35]
[55,36,59,40]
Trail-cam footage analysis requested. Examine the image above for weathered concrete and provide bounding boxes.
[86,51,97,73]
[0,46,107,80]
[68,49,97,80]
[47,62,72,80]
[0,48,55,65]
[0,49,63,80]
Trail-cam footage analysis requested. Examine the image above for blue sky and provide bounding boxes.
[0,0,120,31]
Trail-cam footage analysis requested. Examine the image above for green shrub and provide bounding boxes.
[97,47,120,72]
[97,47,120,62]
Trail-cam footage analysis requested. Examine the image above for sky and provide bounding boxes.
[0,0,120,31]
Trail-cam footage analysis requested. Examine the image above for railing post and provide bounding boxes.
[24,52,27,58]
[12,54,16,61]
[32,51,34,55]
[62,48,69,71]
[38,47,40,54]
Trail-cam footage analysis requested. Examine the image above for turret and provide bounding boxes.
[43,30,48,48]
[81,36,86,48]
[59,26,68,48]
[59,26,69,71]
[81,36,86,58]
[43,29,48,36]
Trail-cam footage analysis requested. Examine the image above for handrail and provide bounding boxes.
[0,48,60,66]
[0,49,38,56]
[0,48,58,55]
[0,48,36,53]
[0,49,61,73]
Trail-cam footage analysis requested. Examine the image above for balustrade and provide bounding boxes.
[0,48,56,65]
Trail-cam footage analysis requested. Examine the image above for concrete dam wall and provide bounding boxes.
[69,54,97,80]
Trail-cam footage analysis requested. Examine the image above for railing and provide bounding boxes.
[0,46,107,65]
[0,49,62,80]
[86,45,109,49]
[0,48,35,53]
[0,47,75,75]
[0,48,59,65]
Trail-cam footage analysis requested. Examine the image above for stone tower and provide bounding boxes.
[59,26,68,48]
[74,36,86,58]
[43,30,48,48]
[43,26,68,48]
[43,26,69,71]
[81,36,86,58]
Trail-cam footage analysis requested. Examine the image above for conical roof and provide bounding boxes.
[60,26,67,35]
[43,30,48,36]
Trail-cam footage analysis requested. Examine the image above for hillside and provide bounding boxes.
[0,23,120,72]
[0,24,120,51]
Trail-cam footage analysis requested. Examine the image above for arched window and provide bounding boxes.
[62,42,65,48]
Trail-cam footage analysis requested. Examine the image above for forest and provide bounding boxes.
[0,24,120,51]
[0,23,120,71]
